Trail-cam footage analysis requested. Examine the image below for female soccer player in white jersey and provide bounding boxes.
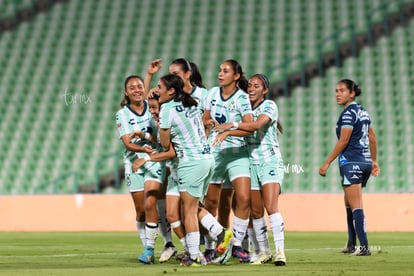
[157,73,216,266]
[319,79,380,256]
[144,59,180,263]
[214,74,286,266]
[146,58,208,111]
[202,59,253,263]
[169,58,206,105]
[135,64,234,264]
[115,75,165,264]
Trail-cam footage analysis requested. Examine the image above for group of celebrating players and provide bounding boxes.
[116,56,379,267]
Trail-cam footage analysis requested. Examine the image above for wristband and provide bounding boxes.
[144,132,151,140]
[143,154,151,162]
[232,122,239,129]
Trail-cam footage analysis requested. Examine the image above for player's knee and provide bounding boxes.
[166,212,179,223]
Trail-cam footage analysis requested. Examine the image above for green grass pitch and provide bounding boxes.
[1,232,413,275]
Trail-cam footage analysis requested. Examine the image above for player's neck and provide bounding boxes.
[184,83,193,94]
[221,84,237,96]
[129,101,145,112]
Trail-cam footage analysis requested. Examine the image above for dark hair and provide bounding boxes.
[171,58,205,88]
[160,74,198,108]
[148,92,159,101]
[339,79,362,97]
[223,59,248,92]
[120,75,144,107]
[189,61,204,88]
[250,73,270,90]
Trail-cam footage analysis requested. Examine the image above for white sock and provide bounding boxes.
[232,216,249,247]
[252,217,270,252]
[157,199,172,245]
[248,227,260,254]
[136,221,146,247]
[269,212,284,252]
[200,213,223,240]
[179,237,187,251]
[186,232,201,259]
[145,222,158,248]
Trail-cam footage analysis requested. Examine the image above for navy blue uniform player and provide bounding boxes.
[319,79,380,256]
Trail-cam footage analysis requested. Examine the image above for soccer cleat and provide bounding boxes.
[350,246,371,256]
[273,250,286,266]
[211,239,233,265]
[138,246,155,264]
[180,255,207,267]
[204,249,217,263]
[232,245,250,263]
[175,250,189,261]
[159,244,177,263]
[249,251,260,263]
[341,244,356,254]
[216,229,233,255]
[250,251,272,265]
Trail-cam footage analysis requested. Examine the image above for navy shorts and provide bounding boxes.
[339,162,372,187]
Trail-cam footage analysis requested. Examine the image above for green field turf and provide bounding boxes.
[1,232,413,275]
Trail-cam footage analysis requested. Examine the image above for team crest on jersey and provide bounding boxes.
[228,100,236,112]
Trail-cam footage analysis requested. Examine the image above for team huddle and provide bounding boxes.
[115,58,379,266]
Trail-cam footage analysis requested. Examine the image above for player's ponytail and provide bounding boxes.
[189,61,204,88]
[277,120,283,134]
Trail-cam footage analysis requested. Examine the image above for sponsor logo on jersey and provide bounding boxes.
[358,109,370,121]
[215,113,227,124]
[339,155,348,166]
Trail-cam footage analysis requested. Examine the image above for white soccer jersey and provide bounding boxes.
[246,99,281,164]
[159,100,211,161]
[204,86,252,153]
[115,102,158,163]
[190,86,208,114]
